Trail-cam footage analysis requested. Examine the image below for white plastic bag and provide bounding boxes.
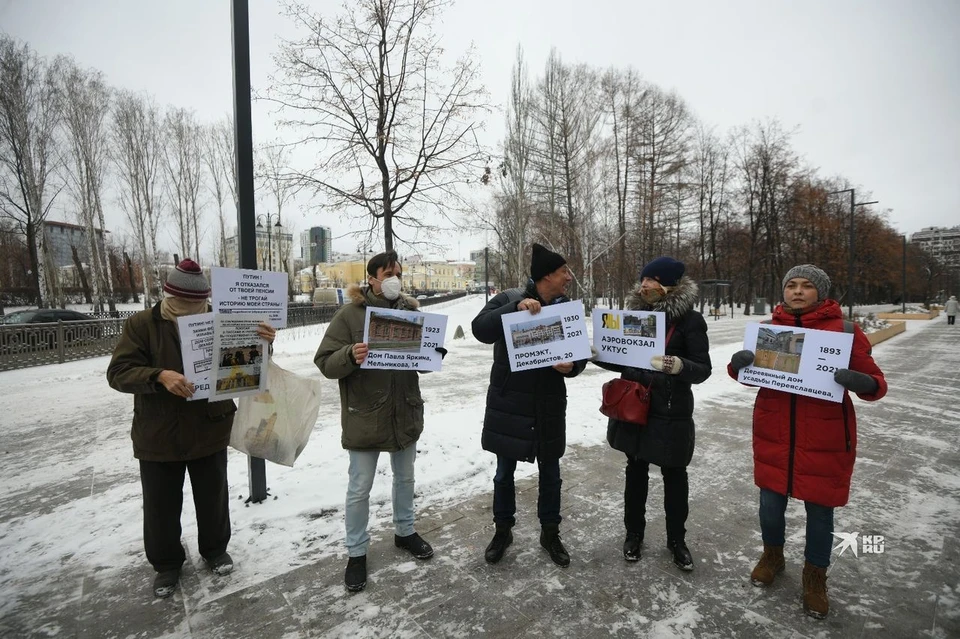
[231,361,322,467]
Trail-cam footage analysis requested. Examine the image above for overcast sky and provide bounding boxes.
[2,0,958,259]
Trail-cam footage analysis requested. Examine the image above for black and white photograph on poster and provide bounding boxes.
[591,309,666,368]
[501,300,591,372]
[177,312,214,400]
[737,323,854,402]
[361,307,448,372]
[211,266,289,328]
[210,313,270,400]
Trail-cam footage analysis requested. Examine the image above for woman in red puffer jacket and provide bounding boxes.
[727,264,886,621]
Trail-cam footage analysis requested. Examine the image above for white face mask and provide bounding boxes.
[378,275,402,300]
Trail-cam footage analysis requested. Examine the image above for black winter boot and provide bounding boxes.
[344,555,367,592]
[623,532,642,562]
[540,524,570,567]
[484,523,514,564]
[668,539,694,571]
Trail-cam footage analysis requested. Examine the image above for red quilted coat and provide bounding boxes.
[727,300,887,507]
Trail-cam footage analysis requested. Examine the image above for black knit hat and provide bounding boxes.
[163,259,211,300]
[640,256,685,287]
[530,243,567,281]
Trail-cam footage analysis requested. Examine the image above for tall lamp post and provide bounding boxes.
[256,213,282,271]
[828,189,879,319]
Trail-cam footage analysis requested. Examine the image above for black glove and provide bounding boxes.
[834,369,877,394]
[435,347,448,360]
[730,350,755,372]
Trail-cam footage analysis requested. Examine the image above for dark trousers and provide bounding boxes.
[492,455,562,526]
[949,315,956,325]
[758,488,834,568]
[139,449,230,573]
[623,455,688,542]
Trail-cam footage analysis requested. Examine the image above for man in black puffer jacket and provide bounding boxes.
[594,256,711,571]
[472,244,587,568]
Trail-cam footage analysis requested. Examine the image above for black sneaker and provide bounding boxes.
[623,533,642,562]
[394,532,434,560]
[205,552,234,576]
[484,527,514,564]
[540,526,570,568]
[345,555,367,592]
[668,539,694,571]
[153,569,180,598]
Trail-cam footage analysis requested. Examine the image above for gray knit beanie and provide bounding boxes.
[782,264,830,301]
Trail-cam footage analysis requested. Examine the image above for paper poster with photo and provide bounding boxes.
[737,323,854,402]
[210,313,270,400]
[361,307,448,372]
[177,312,214,401]
[211,266,289,328]
[501,300,591,372]
[591,309,667,369]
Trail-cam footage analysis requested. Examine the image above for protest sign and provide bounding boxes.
[591,309,667,369]
[501,300,591,372]
[177,312,214,400]
[210,313,270,400]
[737,323,854,402]
[361,307,447,371]
[211,267,289,328]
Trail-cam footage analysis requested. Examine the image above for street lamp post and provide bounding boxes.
[256,213,282,271]
[828,189,878,320]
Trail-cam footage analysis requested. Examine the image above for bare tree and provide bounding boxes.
[61,58,116,313]
[0,36,64,307]
[270,0,491,251]
[163,107,205,261]
[204,116,235,266]
[113,90,165,306]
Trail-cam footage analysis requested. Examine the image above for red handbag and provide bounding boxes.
[600,377,653,425]
[598,324,676,426]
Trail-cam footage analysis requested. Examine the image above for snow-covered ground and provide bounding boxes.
[0,296,938,627]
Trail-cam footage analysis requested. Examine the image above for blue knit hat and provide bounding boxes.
[640,257,685,287]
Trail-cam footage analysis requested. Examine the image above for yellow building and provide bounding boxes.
[316,260,368,289]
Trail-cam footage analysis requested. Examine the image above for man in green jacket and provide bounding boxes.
[314,250,433,593]
[107,259,277,598]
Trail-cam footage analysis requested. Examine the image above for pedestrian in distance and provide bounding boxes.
[945,295,959,325]
[106,258,277,599]
[593,256,712,571]
[728,264,887,619]
[472,243,588,568]
[314,250,435,593]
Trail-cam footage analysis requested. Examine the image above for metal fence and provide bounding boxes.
[0,292,469,372]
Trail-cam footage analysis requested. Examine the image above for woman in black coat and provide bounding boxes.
[594,257,711,571]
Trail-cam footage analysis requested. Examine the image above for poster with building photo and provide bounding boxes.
[210,313,270,400]
[501,300,591,372]
[211,266,289,328]
[591,309,667,369]
[361,307,447,372]
[177,312,214,400]
[737,323,854,402]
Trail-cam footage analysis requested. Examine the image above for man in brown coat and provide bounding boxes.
[107,259,276,598]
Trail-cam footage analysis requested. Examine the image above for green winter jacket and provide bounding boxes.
[314,284,425,452]
[106,303,237,462]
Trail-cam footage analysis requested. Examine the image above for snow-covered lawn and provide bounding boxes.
[0,297,922,618]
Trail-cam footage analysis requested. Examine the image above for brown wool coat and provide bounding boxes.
[106,303,237,461]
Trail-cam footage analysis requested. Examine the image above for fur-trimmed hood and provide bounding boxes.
[624,275,698,321]
[346,283,420,310]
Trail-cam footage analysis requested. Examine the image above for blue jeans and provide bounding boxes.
[345,446,417,557]
[758,488,834,568]
[492,455,562,526]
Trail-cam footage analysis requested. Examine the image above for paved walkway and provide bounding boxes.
[4,319,960,638]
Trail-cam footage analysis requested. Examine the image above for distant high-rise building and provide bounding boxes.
[43,220,108,267]
[224,227,294,272]
[911,226,960,268]
[301,226,333,264]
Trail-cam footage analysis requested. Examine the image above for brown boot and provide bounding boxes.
[750,545,785,586]
[802,561,829,619]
